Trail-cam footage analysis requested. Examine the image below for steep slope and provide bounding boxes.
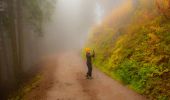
[86,0,170,99]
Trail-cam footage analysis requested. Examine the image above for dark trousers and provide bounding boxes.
[87,63,92,77]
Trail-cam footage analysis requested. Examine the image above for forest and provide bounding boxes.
[86,0,170,99]
[0,0,54,99]
[0,0,170,100]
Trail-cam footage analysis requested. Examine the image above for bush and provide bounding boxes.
[86,0,170,99]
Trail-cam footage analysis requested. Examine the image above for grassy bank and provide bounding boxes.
[86,0,170,99]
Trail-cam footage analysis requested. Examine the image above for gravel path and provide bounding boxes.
[25,51,146,100]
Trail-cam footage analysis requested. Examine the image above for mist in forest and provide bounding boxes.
[0,0,133,98]
[21,0,127,72]
[0,0,170,100]
[0,0,129,82]
[39,0,126,54]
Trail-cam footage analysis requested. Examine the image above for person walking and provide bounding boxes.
[85,48,95,79]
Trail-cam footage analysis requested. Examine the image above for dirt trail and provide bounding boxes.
[25,51,146,100]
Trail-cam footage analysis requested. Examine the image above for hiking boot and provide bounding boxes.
[86,74,89,79]
[86,76,90,79]
[88,76,93,80]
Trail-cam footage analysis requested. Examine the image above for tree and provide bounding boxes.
[156,0,170,19]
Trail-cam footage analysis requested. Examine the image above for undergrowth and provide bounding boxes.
[85,0,170,99]
[8,74,41,100]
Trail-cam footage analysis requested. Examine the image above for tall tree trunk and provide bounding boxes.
[15,0,23,82]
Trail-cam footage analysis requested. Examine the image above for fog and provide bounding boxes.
[0,0,133,98]
[40,0,126,54]
[20,0,130,73]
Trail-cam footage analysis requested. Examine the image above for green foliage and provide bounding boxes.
[86,0,170,99]
[114,59,168,95]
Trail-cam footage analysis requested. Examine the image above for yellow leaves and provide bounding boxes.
[156,0,170,10]
[114,47,122,54]
[150,26,162,32]
[156,0,170,18]
[151,55,163,63]
[148,33,157,39]
[102,0,133,27]
[148,73,154,77]
[163,69,169,73]
[115,34,127,46]
[148,33,160,43]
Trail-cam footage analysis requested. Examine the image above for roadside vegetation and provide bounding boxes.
[8,74,41,100]
[86,0,170,99]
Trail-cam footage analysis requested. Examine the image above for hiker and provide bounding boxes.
[85,48,95,79]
